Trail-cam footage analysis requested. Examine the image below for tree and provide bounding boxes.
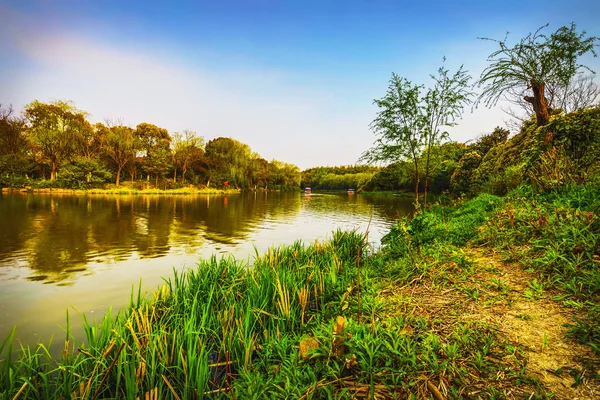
[135,122,171,181]
[0,105,32,179]
[451,151,482,194]
[172,130,204,184]
[202,137,252,187]
[422,62,472,204]
[478,23,598,127]
[145,146,172,187]
[502,75,600,130]
[102,124,138,186]
[24,100,91,180]
[360,74,426,202]
[470,127,510,156]
[361,62,472,204]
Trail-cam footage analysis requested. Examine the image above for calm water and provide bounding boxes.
[0,192,412,350]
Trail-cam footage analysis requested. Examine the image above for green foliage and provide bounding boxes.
[477,23,598,126]
[382,193,503,258]
[302,166,378,191]
[470,127,510,157]
[541,105,600,177]
[450,151,482,194]
[25,100,92,180]
[58,158,113,188]
[357,162,412,192]
[362,62,473,201]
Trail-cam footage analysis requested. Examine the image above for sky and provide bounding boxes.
[1,0,599,169]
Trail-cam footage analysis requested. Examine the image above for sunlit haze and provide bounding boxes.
[1,0,599,169]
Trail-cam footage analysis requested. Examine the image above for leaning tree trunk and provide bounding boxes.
[524,81,550,127]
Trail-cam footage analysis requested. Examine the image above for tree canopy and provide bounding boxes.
[361,62,472,203]
[477,23,598,126]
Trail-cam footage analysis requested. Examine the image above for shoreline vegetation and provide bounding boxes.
[0,185,301,195]
[1,183,599,398]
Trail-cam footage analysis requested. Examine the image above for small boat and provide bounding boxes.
[348,188,355,195]
[305,187,312,194]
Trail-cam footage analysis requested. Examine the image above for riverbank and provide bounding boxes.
[1,187,236,195]
[1,184,599,398]
[0,186,301,195]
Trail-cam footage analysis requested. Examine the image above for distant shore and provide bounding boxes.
[1,186,238,195]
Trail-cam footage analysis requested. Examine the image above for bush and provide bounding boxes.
[450,151,481,195]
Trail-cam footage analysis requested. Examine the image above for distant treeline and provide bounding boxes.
[300,165,380,190]
[0,100,301,190]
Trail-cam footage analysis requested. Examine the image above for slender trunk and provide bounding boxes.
[412,157,420,207]
[155,175,158,187]
[116,166,122,186]
[173,168,177,183]
[50,163,58,181]
[414,177,419,204]
[181,161,187,184]
[424,144,432,207]
[524,81,550,127]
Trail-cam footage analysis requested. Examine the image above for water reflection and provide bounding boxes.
[0,193,319,283]
[0,192,412,350]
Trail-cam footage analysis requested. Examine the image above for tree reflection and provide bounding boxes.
[0,192,308,283]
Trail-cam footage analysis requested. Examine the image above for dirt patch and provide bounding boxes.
[377,247,600,399]
[469,247,600,399]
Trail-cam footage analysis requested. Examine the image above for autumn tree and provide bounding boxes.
[135,122,172,182]
[0,105,31,178]
[24,100,92,180]
[478,23,598,127]
[172,130,204,184]
[102,124,138,186]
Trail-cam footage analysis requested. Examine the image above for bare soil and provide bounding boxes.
[379,246,600,399]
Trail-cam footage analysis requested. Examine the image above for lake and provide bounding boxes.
[0,191,412,351]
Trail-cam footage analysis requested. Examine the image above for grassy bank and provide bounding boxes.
[1,184,599,398]
[1,186,301,195]
[0,187,236,195]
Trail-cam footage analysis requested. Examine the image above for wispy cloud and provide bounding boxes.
[0,7,376,168]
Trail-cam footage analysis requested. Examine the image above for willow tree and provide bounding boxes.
[477,23,598,127]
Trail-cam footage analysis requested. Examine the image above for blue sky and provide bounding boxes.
[1,0,599,168]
